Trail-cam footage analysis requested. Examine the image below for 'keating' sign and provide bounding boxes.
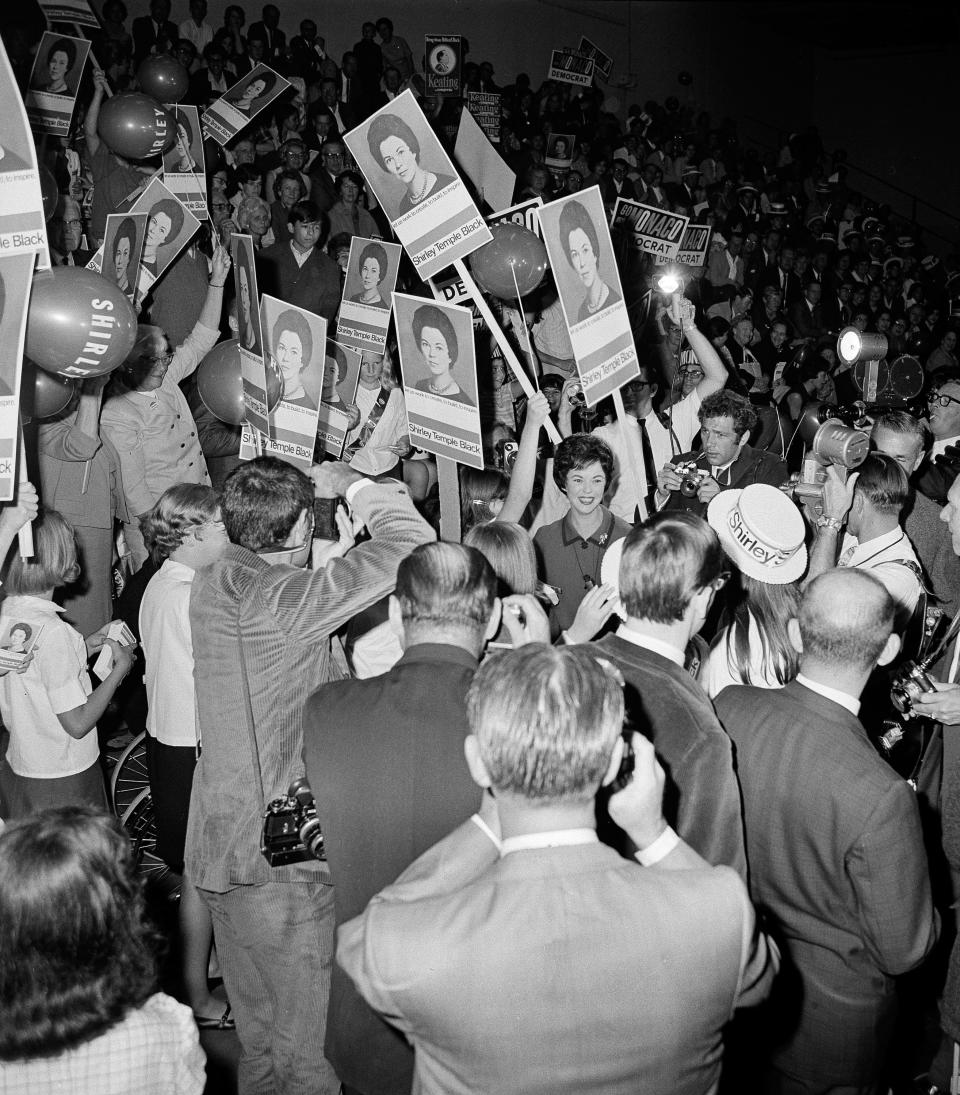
[611,199,690,260]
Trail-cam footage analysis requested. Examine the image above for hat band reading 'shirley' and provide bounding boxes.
[728,507,798,569]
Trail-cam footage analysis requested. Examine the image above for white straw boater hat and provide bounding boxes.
[707,484,807,585]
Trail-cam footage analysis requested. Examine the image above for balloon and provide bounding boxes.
[678,71,693,86]
[468,223,548,300]
[137,55,190,103]
[25,268,138,380]
[197,340,282,425]
[21,362,77,418]
[39,166,58,221]
[97,93,176,160]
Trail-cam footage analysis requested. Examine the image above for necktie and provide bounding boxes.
[638,417,657,514]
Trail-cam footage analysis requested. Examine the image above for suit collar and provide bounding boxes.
[782,678,865,734]
[397,642,478,671]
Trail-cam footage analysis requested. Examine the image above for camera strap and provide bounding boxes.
[236,628,268,817]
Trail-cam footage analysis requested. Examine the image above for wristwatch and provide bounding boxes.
[815,515,843,532]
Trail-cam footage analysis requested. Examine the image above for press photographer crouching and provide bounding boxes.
[656,390,788,518]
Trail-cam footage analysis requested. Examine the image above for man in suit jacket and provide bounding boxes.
[305,543,541,1095]
[289,20,338,84]
[761,246,803,310]
[248,4,285,61]
[308,140,347,215]
[917,378,960,506]
[132,0,178,66]
[788,280,829,342]
[589,512,747,875]
[657,389,788,518]
[338,644,778,1095]
[257,200,341,322]
[716,569,938,1092]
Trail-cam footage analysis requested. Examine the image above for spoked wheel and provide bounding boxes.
[120,787,181,902]
[111,731,149,818]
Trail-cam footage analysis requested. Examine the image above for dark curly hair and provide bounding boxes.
[412,304,458,365]
[367,113,420,171]
[0,807,158,1060]
[698,389,757,440]
[148,197,186,243]
[357,241,388,282]
[47,37,77,73]
[558,199,600,268]
[552,433,615,492]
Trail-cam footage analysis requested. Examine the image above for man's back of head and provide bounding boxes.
[393,542,497,654]
[222,456,313,553]
[799,569,895,676]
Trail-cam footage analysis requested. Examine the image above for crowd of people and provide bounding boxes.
[1,2,960,1094]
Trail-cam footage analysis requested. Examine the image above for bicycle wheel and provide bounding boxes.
[111,731,149,817]
[120,787,181,902]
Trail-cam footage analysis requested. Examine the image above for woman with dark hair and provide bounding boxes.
[35,37,77,94]
[110,215,138,294]
[227,71,277,115]
[271,308,316,408]
[0,806,205,1091]
[349,240,390,308]
[558,198,620,323]
[142,198,186,277]
[328,169,379,242]
[411,303,474,406]
[171,111,198,173]
[235,248,260,354]
[366,113,455,215]
[0,510,137,817]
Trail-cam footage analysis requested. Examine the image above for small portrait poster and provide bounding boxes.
[0,38,49,263]
[231,233,270,436]
[123,177,200,300]
[578,37,613,82]
[545,133,574,171]
[538,186,639,406]
[101,212,147,303]
[336,236,402,354]
[673,223,713,269]
[0,253,36,499]
[25,32,91,136]
[162,105,207,219]
[611,198,690,262]
[259,294,324,469]
[454,106,515,213]
[424,35,462,94]
[394,291,482,469]
[202,64,291,147]
[343,89,491,281]
[37,0,100,28]
[465,91,500,144]
[547,49,594,88]
[487,195,543,238]
[316,341,361,457]
[0,618,44,671]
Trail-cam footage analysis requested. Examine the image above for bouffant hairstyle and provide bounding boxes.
[367,113,420,171]
[48,37,77,72]
[0,807,158,1060]
[552,433,615,493]
[357,241,388,282]
[558,199,601,267]
[272,308,314,368]
[412,304,459,365]
[140,483,219,563]
[239,70,278,99]
[148,197,186,242]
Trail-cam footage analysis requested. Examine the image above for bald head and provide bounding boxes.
[799,570,895,672]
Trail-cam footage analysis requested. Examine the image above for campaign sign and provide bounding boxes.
[119,177,200,303]
[0,40,49,264]
[545,133,574,171]
[336,236,402,353]
[343,89,491,281]
[538,186,639,406]
[231,234,271,436]
[611,198,690,261]
[25,32,91,136]
[202,64,291,146]
[429,271,483,331]
[162,105,207,219]
[424,35,462,94]
[316,340,361,457]
[465,91,500,143]
[673,223,713,268]
[260,294,324,469]
[38,0,100,27]
[547,49,594,87]
[101,212,147,303]
[0,253,35,499]
[394,291,482,469]
[578,37,613,82]
[487,196,543,238]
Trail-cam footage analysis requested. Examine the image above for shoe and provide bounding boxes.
[195,1003,235,1031]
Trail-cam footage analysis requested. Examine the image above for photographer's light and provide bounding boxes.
[837,326,888,366]
[656,272,681,294]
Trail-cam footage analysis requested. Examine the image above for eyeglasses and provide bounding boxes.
[64,219,83,229]
[928,391,960,409]
[150,351,174,369]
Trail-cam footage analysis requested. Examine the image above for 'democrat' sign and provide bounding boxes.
[578,37,613,82]
[612,199,690,260]
[548,49,593,87]
[674,224,712,267]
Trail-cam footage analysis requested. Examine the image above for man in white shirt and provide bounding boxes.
[806,453,923,632]
[178,0,213,61]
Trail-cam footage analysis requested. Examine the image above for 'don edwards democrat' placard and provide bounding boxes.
[394,292,482,469]
[343,90,491,281]
[538,186,639,406]
[336,235,402,353]
[611,198,690,261]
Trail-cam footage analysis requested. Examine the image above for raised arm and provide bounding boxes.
[499,392,550,525]
[84,70,111,157]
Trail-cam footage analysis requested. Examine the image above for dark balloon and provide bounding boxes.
[25,268,138,380]
[97,92,176,160]
[469,223,549,300]
[197,339,282,425]
[39,166,58,221]
[21,361,78,418]
[137,55,190,103]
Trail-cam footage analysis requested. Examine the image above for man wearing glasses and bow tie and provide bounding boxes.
[918,380,960,505]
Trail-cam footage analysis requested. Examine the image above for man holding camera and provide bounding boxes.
[337,644,777,1094]
[656,389,788,518]
[185,457,434,1095]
